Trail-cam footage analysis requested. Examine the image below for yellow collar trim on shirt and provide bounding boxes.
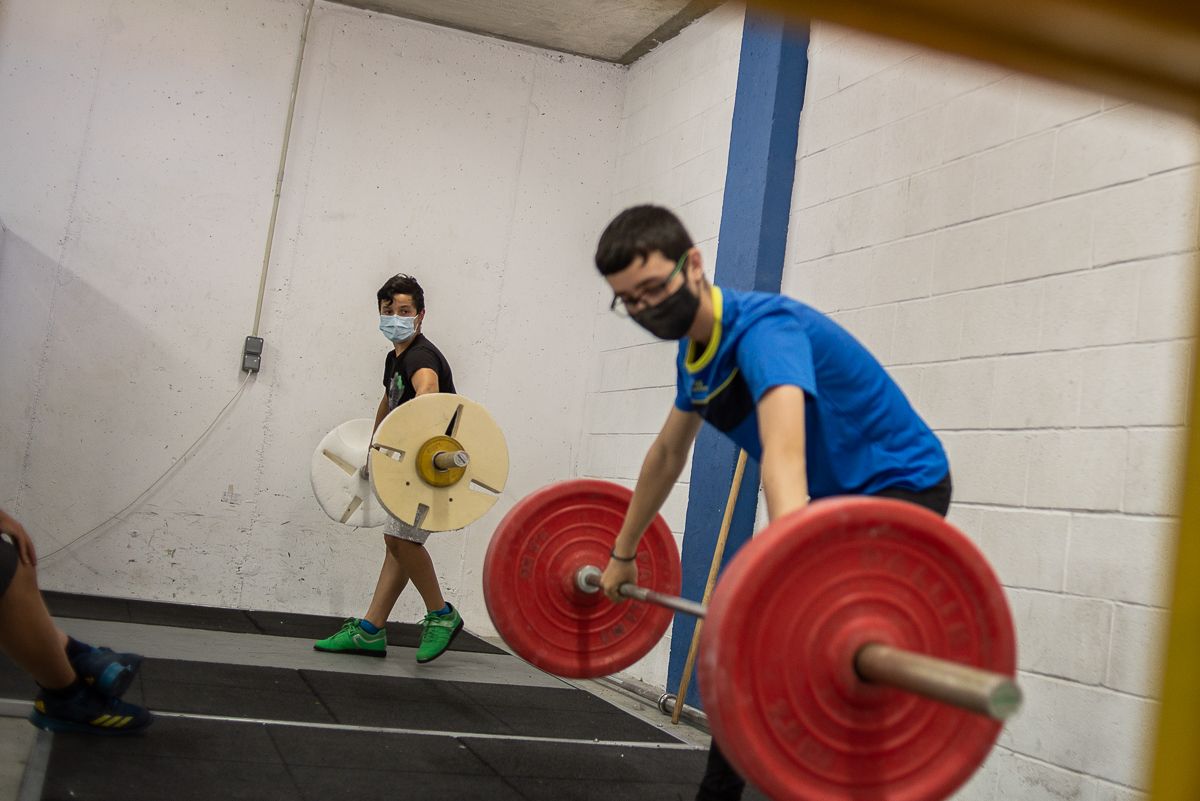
[693,367,740,405]
[685,285,724,373]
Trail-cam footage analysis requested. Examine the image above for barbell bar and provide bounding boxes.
[574,565,707,617]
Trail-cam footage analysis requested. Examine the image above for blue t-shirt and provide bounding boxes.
[674,287,948,499]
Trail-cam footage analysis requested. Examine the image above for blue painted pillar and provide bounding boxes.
[666,13,810,710]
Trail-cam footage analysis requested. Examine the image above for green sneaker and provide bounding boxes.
[313,618,386,657]
[416,604,463,664]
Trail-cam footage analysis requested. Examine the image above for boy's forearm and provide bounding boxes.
[362,397,389,476]
[372,397,388,432]
[761,446,808,522]
[613,444,686,557]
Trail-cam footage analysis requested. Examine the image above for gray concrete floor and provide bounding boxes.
[0,718,36,801]
[55,616,568,689]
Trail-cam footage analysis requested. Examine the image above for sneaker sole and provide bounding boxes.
[29,711,153,736]
[312,645,386,658]
[416,618,464,664]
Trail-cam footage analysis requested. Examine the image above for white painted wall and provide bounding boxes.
[0,0,623,631]
[0,0,309,602]
[576,5,745,687]
[787,23,1200,801]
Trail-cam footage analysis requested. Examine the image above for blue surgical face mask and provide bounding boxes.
[379,315,417,343]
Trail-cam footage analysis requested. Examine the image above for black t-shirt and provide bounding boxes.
[382,334,456,409]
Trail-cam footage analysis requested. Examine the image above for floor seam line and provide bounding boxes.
[263,720,309,799]
[295,668,341,725]
[457,736,534,800]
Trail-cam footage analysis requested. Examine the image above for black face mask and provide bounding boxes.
[631,278,700,340]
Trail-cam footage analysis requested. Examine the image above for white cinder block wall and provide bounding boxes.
[0,0,623,630]
[786,24,1200,801]
[576,5,745,688]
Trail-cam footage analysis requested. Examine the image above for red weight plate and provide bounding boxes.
[483,479,681,678]
[700,497,1016,801]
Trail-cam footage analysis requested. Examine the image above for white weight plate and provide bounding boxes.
[370,393,509,531]
[311,418,387,528]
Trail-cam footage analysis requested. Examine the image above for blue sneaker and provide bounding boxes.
[30,685,153,735]
[71,646,143,698]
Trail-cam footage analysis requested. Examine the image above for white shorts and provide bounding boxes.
[384,515,431,545]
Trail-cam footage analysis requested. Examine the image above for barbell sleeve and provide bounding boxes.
[854,643,1023,720]
[431,450,469,470]
[574,565,1021,722]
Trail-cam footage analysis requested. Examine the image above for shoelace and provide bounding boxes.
[422,610,454,630]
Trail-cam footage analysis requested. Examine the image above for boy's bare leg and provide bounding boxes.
[0,560,75,689]
[384,537,444,612]
[363,541,410,628]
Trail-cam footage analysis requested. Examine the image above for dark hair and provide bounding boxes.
[594,205,694,276]
[376,273,424,313]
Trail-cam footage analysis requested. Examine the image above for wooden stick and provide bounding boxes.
[671,449,749,725]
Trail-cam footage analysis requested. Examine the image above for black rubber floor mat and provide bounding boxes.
[41,717,298,801]
[1,653,677,745]
[39,715,717,801]
[298,667,679,743]
[48,658,673,743]
[463,739,773,801]
[138,659,334,724]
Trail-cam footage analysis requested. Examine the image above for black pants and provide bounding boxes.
[695,472,952,801]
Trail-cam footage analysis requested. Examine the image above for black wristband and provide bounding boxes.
[610,549,637,563]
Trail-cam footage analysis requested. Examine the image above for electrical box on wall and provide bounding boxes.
[242,336,264,373]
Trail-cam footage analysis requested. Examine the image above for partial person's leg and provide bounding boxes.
[0,543,74,689]
[363,543,410,628]
[384,536,444,612]
[313,531,406,657]
[384,524,462,663]
[0,541,151,734]
[696,742,747,801]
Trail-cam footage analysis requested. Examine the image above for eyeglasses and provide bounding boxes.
[609,253,688,317]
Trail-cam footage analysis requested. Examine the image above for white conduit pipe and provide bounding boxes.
[252,0,316,337]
